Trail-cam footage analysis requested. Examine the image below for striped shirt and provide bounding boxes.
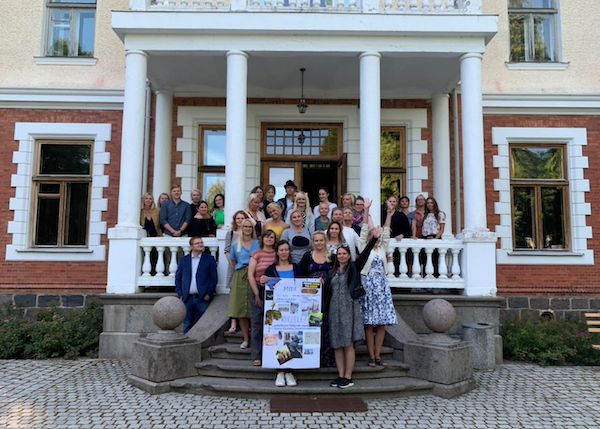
[251,248,277,282]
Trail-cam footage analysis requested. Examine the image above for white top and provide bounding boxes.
[285,210,315,236]
[358,224,391,276]
[189,253,202,295]
[422,212,446,237]
[312,202,338,219]
[341,225,360,261]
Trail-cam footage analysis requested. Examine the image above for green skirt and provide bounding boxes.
[228,267,251,319]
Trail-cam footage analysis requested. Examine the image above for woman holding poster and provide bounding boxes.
[263,240,303,387]
[328,228,380,389]
[248,230,277,367]
[228,219,259,350]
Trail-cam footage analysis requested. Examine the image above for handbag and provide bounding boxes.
[350,283,366,300]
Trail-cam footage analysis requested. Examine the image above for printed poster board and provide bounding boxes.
[262,278,322,369]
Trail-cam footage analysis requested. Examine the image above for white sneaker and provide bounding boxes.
[275,372,286,387]
[240,341,249,349]
[285,373,297,387]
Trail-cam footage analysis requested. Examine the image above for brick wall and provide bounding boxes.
[0,109,123,294]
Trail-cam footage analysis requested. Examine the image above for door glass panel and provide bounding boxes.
[511,147,563,179]
[66,182,89,245]
[381,130,403,168]
[513,187,536,249]
[541,187,565,249]
[40,144,91,175]
[381,174,403,207]
[36,198,60,245]
[203,130,226,166]
[264,126,339,157]
[269,168,295,200]
[201,173,225,204]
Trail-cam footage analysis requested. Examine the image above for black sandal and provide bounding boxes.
[376,359,388,367]
[367,359,376,367]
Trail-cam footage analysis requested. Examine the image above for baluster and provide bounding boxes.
[446,0,454,11]
[191,0,200,5]
[384,0,392,9]
[299,0,308,7]
[438,248,448,279]
[254,0,263,7]
[451,248,461,279]
[204,0,213,6]
[348,0,357,8]
[433,0,441,9]
[421,0,429,11]
[141,247,152,277]
[217,0,224,6]
[424,247,434,278]
[398,248,408,279]
[169,246,178,277]
[209,246,218,257]
[386,252,395,280]
[411,246,422,279]
[154,0,164,5]
[155,246,166,277]
[398,0,405,11]
[409,0,418,9]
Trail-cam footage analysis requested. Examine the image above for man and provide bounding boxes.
[399,195,410,216]
[277,180,297,218]
[175,237,218,334]
[160,184,192,237]
[410,195,426,239]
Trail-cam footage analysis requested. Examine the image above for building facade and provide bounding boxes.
[0,0,598,341]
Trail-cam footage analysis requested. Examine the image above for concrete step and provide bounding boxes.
[170,375,433,399]
[208,343,395,361]
[195,358,408,380]
[224,331,244,344]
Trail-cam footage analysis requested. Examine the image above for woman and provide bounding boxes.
[251,186,264,202]
[359,199,398,367]
[343,207,361,235]
[157,192,170,209]
[262,241,303,387]
[228,219,259,349]
[262,203,289,241]
[300,231,336,368]
[352,196,366,228]
[422,197,446,277]
[224,210,249,333]
[326,221,346,255]
[263,184,277,219]
[312,187,338,219]
[190,189,202,217]
[285,191,314,235]
[280,210,312,264]
[327,228,380,389]
[382,195,411,240]
[248,230,277,367]
[341,193,355,209]
[244,193,267,237]
[140,193,162,237]
[212,193,225,229]
[189,200,217,237]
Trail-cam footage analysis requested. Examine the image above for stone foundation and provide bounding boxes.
[0,293,99,317]
[499,296,600,324]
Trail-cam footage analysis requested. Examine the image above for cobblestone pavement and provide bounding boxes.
[1,360,599,428]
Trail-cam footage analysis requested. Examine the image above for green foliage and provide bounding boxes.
[501,318,600,366]
[205,179,225,212]
[0,300,103,360]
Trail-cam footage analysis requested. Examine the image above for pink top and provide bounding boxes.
[251,248,277,283]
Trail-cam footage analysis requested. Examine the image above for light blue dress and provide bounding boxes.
[360,256,398,326]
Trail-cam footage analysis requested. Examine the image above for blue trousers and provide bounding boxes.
[183,296,210,334]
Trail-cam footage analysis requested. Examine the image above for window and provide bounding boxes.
[46,0,96,57]
[508,0,559,63]
[198,126,226,200]
[510,145,569,250]
[262,124,341,158]
[381,127,406,203]
[33,142,92,247]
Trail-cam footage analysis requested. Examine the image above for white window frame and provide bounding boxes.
[506,0,565,68]
[492,127,593,265]
[7,123,111,261]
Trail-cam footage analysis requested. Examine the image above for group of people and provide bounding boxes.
[142,180,447,389]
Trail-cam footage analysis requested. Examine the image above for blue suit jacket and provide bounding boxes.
[175,253,218,302]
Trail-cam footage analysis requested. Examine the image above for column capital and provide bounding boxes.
[432,93,450,101]
[155,87,174,96]
[226,50,248,59]
[359,51,381,60]
[460,53,483,62]
[125,49,149,59]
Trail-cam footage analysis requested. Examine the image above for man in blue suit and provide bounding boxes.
[175,236,218,334]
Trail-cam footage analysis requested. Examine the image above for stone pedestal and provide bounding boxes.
[129,333,202,394]
[463,322,496,371]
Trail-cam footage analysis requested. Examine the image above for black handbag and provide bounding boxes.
[350,283,366,300]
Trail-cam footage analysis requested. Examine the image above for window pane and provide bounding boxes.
[39,183,60,194]
[66,183,89,245]
[203,130,226,166]
[533,14,555,61]
[264,127,338,156]
[513,187,536,249]
[381,131,403,167]
[509,14,530,62]
[541,187,566,249]
[381,173,403,206]
[51,0,96,3]
[75,10,95,57]
[48,10,71,57]
[511,147,563,179]
[509,0,553,8]
[202,174,225,202]
[268,168,295,200]
[36,198,60,245]
[40,144,91,175]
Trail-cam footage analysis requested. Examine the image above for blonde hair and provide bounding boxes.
[293,191,312,217]
[237,219,257,252]
[157,193,170,209]
[141,192,155,209]
[245,193,261,212]
[267,202,282,215]
[312,231,331,262]
[342,193,356,206]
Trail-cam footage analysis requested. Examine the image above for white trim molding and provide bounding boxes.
[34,57,98,66]
[505,62,569,71]
[7,122,111,261]
[0,88,124,110]
[492,127,593,265]
[483,94,600,116]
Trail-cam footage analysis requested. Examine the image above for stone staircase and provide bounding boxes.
[169,331,434,398]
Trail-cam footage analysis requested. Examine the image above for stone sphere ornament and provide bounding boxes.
[152,296,186,331]
[422,299,457,333]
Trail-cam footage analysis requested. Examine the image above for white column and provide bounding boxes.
[432,93,453,237]
[460,53,487,232]
[459,53,497,297]
[224,51,248,226]
[153,88,173,199]
[107,49,148,294]
[359,52,381,225]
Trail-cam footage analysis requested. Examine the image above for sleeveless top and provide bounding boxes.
[266,224,285,241]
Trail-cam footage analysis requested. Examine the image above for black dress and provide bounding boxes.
[189,216,217,237]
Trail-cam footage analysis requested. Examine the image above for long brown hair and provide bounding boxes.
[425,197,442,221]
